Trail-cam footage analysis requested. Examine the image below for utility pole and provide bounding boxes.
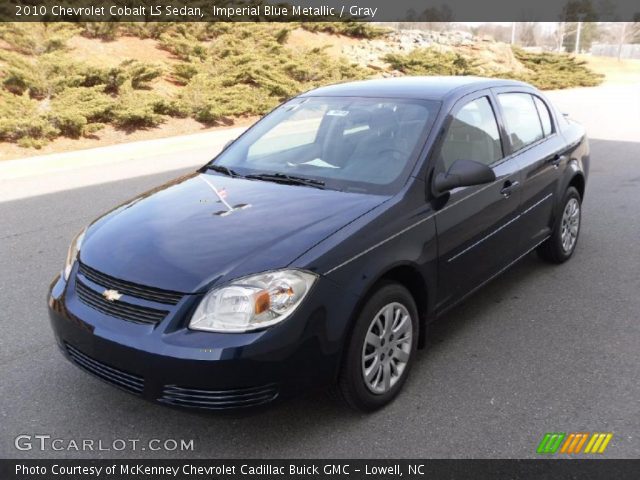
[574,21,582,54]
[558,22,565,52]
[618,22,627,61]
[511,22,516,44]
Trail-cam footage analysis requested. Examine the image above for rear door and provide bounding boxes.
[433,91,523,310]
[493,90,567,250]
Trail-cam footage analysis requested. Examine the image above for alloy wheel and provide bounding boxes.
[361,302,413,395]
[560,198,580,253]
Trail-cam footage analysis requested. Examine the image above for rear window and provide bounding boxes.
[497,93,544,152]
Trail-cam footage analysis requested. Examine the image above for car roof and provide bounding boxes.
[300,76,533,101]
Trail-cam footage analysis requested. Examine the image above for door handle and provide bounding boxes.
[549,154,565,167]
[500,180,519,198]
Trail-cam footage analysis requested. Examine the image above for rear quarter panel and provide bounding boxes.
[557,116,590,209]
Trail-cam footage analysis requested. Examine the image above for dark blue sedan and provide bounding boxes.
[48,76,589,411]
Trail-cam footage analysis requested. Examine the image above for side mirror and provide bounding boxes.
[433,159,496,195]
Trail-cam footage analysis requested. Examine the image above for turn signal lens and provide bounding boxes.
[63,227,87,281]
[254,291,271,314]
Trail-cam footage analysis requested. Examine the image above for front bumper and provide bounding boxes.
[48,266,358,410]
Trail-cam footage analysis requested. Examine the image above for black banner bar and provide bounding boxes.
[1,459,640,480]
[1,0,640,22]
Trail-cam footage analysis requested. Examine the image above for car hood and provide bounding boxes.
[80,172,387,293]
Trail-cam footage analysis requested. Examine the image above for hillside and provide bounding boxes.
[0,23,605,159]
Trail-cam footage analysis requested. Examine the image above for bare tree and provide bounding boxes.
[470,23,512,43]
[519,22,540,46]
[405,5,454,31]
[616,22,640,58]
[548,22,567,51]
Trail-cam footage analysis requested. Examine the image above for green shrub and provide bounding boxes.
[90,65,129,93]
[49,110,87,138]
[177,75,277,124]
[112,90,167,129]
[300,22,388,39]
[0,20,609,152]
[0,51,163,98]
[0,22,374,146]
[510,47,604,89]
[157,26,212,60]
[49,87,114,137]
[0,52,37,95]
[0,86,114,144]
[120,60,163,89]
[171,63,201,84]
[383,46,604,90]
[79,22,120,41]
[120,22,175,39]
[383,48,481,76]
[16,136,50,149]
[275,27,292,44]
[168,24,370,125]
[0,91,58,145]
[84,123,106,135]
[0,23,80,55]
[1,52,104,98]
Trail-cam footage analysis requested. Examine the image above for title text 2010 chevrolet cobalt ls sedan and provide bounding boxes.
[48,77,589,411]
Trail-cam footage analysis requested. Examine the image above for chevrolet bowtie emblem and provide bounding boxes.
[102,289,122,302]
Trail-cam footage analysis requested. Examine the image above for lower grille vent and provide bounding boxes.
[159,384,278,409]
[65,343,144,395]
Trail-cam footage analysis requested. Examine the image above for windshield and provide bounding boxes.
[212,96,440,194]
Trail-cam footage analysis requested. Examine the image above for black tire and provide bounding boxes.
[336,282,419,412]
[538,186,582,263]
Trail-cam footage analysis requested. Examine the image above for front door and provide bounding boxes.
[433,93,523,311]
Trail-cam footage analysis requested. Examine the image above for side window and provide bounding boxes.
[533,96,553,137]
[497,93,544,151]
[440,96,502,170]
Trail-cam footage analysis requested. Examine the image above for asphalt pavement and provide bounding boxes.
[0,84,638,459]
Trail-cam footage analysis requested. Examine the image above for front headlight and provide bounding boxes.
[189,270,318,333]
[63,227,86,281]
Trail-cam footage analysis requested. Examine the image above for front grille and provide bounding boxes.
[78,262,183,305]
[76,279,168,325]
[65,343,144,395]
[159,384,279,410]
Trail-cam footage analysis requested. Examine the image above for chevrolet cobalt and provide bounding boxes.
[48,77,589,411]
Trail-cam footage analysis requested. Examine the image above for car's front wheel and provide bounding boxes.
[538,186,582,263]
[337,282,418,412]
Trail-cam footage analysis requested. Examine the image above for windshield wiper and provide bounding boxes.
[204,164,241,178]
[245,172,326,189]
